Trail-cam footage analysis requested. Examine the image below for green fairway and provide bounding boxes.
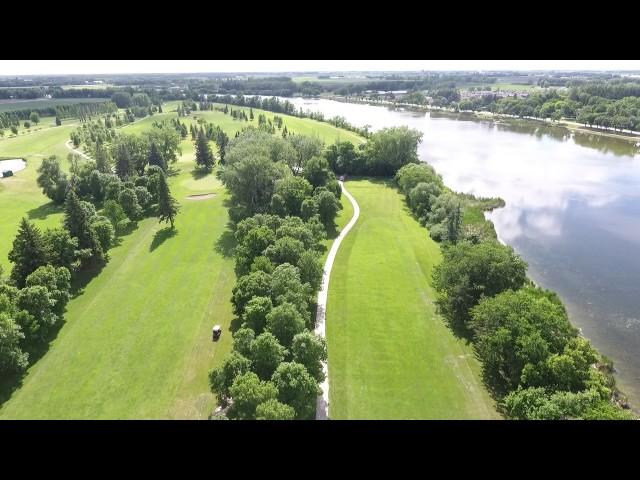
[325,179,498,419]
[0,101,364,419]
[0,160,234,419]
[124,102,363,146]
[0,124,78,271]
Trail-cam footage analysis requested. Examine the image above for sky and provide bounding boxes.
[1,60,639,75]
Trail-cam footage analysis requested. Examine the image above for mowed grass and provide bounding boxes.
[0,102,363,418]
[326,179,498,419]
[0,124,78,271]
[0,159,235,419]
[123,102,364,146]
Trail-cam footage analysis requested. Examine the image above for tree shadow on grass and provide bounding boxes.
[27,202,63,220]
[71,259,106,298]
[166,166,181,177]
[229,316,243,334]
[191,167,212,180]
[215,229,236,258]
[325,221,339,241]
[150,226,178,252]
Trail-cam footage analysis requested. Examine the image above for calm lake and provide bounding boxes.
[286,97,640,408]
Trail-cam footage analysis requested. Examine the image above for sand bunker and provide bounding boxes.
[186,193,216,200]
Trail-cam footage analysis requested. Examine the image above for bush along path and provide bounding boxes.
[315,181,360,420]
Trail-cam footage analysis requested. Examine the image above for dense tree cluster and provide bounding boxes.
[431,240,632,419]
[210,130,339,420]
[1,228,73,378]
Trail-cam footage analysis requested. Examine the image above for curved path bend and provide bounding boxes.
[65,140,92,160]
[315,180,360,420]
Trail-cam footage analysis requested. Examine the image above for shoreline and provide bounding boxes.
[322,95,640,145]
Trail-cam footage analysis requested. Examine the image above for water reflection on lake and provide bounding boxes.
[286,97,640,407]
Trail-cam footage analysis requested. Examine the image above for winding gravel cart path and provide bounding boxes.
[315,180,360,420]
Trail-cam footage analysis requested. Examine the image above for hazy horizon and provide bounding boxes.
[1,60,639,76]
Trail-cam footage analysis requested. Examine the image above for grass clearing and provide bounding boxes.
[325,179,498,419]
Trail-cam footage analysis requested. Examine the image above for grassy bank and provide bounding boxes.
[325,179,498,419]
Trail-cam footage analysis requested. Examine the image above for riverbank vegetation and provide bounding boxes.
[320,125,634,419]
[375,138,634,419]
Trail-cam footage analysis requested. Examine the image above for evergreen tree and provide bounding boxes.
[446,205,462,244]
[95,140,111,174]
[8,218,48,288]
[282,125,288,138]
[148,141,166,172]
[157,172,180,228]
[64,189,103,261]
[115,142,132,179]
[195,129,215,171]
[55,116,62,126]
[158,104,163,113]
[250,108,254,121]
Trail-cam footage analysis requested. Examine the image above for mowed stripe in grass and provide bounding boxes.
[0,166,234,419]
[326,179,498,419]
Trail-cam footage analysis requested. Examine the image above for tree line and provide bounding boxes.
[0,101,118,130]
[209,129,344,419]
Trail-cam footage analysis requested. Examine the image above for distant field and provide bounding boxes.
[293,76,371,85]
[61,84,115,90]
[461,82,540,93]
[0,98,109,112]
[325,179,498,419]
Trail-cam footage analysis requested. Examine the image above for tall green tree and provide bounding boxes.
[255,399,296,420]
[95,140,112,174]
[0,312,28,375]
[156,171,179,228]
[8,218,48,288]
[102,200,128,234]
[271,362,320,419]
[64,189,103,261]
[195,129,215,170]
[227,372,278,420]
[250,331,287,380]
[432,241,528,332]
[36,156,69,204]
[147,141,166,172]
